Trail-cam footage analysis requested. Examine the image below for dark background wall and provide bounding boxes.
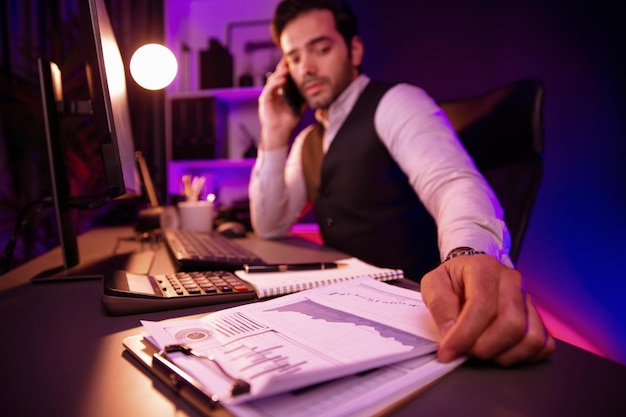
[346,0,626,364]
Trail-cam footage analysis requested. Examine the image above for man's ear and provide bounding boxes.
[350,36,364,68]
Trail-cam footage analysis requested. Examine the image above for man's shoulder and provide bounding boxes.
[365,78,430,98]
[372,81,442,130]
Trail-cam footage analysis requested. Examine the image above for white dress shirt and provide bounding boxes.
[249,74,512,266]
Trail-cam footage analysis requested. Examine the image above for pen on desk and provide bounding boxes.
[243,262,346,273]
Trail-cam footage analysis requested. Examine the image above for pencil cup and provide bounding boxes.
[177,200,214,232]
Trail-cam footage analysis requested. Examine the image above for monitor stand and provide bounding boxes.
[31,249,156,283]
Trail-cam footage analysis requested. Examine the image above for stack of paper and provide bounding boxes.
[129,277,464,416]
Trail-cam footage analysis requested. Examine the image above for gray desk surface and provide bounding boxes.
[1,226,625,417]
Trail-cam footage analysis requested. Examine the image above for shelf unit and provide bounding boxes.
[164,86,262,161]
[164,87,262,205]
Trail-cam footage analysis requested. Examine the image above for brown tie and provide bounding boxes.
[301,123,325,203]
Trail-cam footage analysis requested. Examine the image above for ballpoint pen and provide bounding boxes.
[243,262,346,273]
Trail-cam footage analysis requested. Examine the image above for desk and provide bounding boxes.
[1,227,625,417]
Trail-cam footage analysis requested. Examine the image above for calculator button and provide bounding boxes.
[154,270,255,302]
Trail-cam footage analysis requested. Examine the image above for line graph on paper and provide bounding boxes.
[305,280,439,339]
[264,298,434,350]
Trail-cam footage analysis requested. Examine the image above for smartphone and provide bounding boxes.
[283,74,305,115]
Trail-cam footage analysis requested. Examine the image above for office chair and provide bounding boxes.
[439,78,545,263]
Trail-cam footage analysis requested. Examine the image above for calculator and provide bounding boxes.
[102,270,257,315]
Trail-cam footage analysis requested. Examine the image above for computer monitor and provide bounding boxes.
[81,0,141,199]
[33,0,142,281]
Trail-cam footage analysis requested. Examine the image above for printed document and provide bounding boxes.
[141,277,442,405]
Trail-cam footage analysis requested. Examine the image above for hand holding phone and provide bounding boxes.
[282,74,305,116]
[258,59,304,150]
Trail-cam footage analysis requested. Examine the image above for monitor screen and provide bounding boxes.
[82,0,141,198]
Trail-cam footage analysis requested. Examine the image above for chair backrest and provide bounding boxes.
[439,79,544,263]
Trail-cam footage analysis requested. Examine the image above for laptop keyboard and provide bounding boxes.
[163,229,265,270]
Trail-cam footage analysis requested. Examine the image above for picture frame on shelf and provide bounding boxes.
[227,20,281,88]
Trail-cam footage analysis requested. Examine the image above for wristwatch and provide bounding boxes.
[443,247,485,263]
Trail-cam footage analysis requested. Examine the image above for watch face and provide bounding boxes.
[444,247,486,263]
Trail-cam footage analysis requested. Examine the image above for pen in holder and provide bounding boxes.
[177,175,214,232]
[182,174,206,202]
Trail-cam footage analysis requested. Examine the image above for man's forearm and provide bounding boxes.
[249,148,304,239]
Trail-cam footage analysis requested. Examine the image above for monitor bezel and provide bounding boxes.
[81,0,141,199]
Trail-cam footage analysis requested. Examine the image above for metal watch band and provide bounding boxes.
[442,247,486,263]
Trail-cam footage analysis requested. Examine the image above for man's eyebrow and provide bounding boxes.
[285,35,333,57]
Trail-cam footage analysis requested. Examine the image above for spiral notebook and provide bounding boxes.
[235,257,403,298]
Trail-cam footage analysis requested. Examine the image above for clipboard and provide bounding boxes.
[123,334,464,417]
[124,334,234,417]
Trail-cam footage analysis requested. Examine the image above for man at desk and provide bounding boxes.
[249,0,555,366]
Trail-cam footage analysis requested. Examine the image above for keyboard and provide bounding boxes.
[102,269,257,315]
[162,229,266,271]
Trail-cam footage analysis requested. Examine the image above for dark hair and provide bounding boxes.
[271,0,358,47]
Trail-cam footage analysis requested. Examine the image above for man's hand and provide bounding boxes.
[258,58,302,150]
[420,254,556,366]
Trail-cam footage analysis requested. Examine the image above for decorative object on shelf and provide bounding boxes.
[199,38,233,89]
[170,97,218,160]
[227,20,281,87]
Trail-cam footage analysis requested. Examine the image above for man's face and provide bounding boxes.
[280,9,362,110]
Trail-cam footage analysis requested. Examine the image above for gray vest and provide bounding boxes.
[301,81,439,281]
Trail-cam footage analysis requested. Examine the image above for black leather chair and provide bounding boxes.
[439,79,544,263]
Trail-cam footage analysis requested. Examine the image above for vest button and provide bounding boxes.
[326,218,334,227]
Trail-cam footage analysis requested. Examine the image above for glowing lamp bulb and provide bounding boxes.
[130,43,177,90]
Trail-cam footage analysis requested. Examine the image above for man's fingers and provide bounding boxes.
[422,255,555,366]
[421,266,463,361]
[491,293,556,366]
[437,268,501,362]
[464,269,527,360]
[423,256,512,362]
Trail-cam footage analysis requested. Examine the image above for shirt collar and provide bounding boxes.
[315,74,371,129]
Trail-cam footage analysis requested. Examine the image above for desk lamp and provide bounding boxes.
[129,43,177,231]
[129,43,178,90]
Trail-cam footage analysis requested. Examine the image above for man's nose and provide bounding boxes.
[298,52,317,76]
